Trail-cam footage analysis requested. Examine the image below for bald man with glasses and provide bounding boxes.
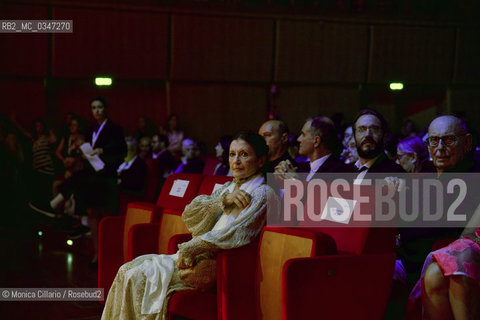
[426,115,479,174]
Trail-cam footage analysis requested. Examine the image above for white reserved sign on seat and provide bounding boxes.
[320,197,357,224]
[169,180,190,198]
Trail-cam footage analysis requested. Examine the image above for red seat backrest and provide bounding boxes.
[156,173,204,211]
[202,155,220,175]
[296,183,395,254]
[197,175,233,196]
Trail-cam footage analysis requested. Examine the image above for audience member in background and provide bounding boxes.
[340,126,358,165]
[258,120,296,171]
[384,133,399,161]
[138,136,152,160]
[132,116,156,141]
[28,119,57,216]
[0,114,27,208]
[117,136,147,195]
[213,135,232,176]
[276,116,353,181]
[406,115,480,320]
[55,117,85,178]
[101,131,278,320]
[52,118,86,218]
[58,112,74,142]
[166,114,184,157]
[396,136,434,173]
[151,133,176,177]
[401,119,418,139]
[173,138,205,174]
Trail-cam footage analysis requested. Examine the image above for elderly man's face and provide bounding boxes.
[428,117,470,172]
[354,114,384,159]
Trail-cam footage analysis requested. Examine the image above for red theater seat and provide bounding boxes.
[98,202,160,299]
[165,226,335,320]
[282,183,397,319]
[128,175,232,259]
[98,173,204,299]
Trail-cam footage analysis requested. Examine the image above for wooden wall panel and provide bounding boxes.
[171,15,274,82]
[369,25,455,84]
[52,8,168,79]
[0,80,46,127]
[0,4,48,77]
[454,28,480,84]
[50,81,167,134]
[276,21,368,83]
[170,84,266,150]
[449,88,480,132]
[275,86,360,134]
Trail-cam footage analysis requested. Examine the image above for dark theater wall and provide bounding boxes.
[49,80,167,134]
[51,8,168,79]
[171,15,273,82]
[1,1,480,150]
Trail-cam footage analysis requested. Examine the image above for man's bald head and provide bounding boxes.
[258,120,289,161]
[427,115,472,173]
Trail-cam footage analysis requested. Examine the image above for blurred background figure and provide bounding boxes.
[173,138,204,174]
[258,120,296,171]
[132,116,156,141]
[401,119,418,139]
[138,136,152,160]
[396,136,433,173]
[213,135,232,176]
[117,136,147,196]
[340,126,358,164]
[28,119,57,216]
[166,114,184,157]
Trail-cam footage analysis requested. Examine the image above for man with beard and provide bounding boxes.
[353,109,404,178]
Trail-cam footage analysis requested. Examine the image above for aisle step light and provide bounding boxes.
[95,77,112,86]
[66,239,73,246]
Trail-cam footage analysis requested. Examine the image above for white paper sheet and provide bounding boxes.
[169,179,190,198]
[320,197,357,224]
[80,142,105,172]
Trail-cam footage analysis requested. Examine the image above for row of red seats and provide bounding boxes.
[98,173,397,319]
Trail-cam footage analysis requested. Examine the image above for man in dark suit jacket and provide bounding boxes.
[352,109,404,180]
[276,116,354,181]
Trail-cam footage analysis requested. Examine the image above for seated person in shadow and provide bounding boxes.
[117,136,147,196]
[173,138,204,174]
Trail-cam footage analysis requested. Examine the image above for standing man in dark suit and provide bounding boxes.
[352,109,404,179]
[275,116,353,180]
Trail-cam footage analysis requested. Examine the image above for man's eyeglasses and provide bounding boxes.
[356,125,381,135]
[426,135,464,147]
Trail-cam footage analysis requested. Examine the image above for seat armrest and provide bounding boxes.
[283,252,396,320]
[217,242,258,320]
[127,223,160,260]
[168,233,193,254]
[98,216,124,302]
